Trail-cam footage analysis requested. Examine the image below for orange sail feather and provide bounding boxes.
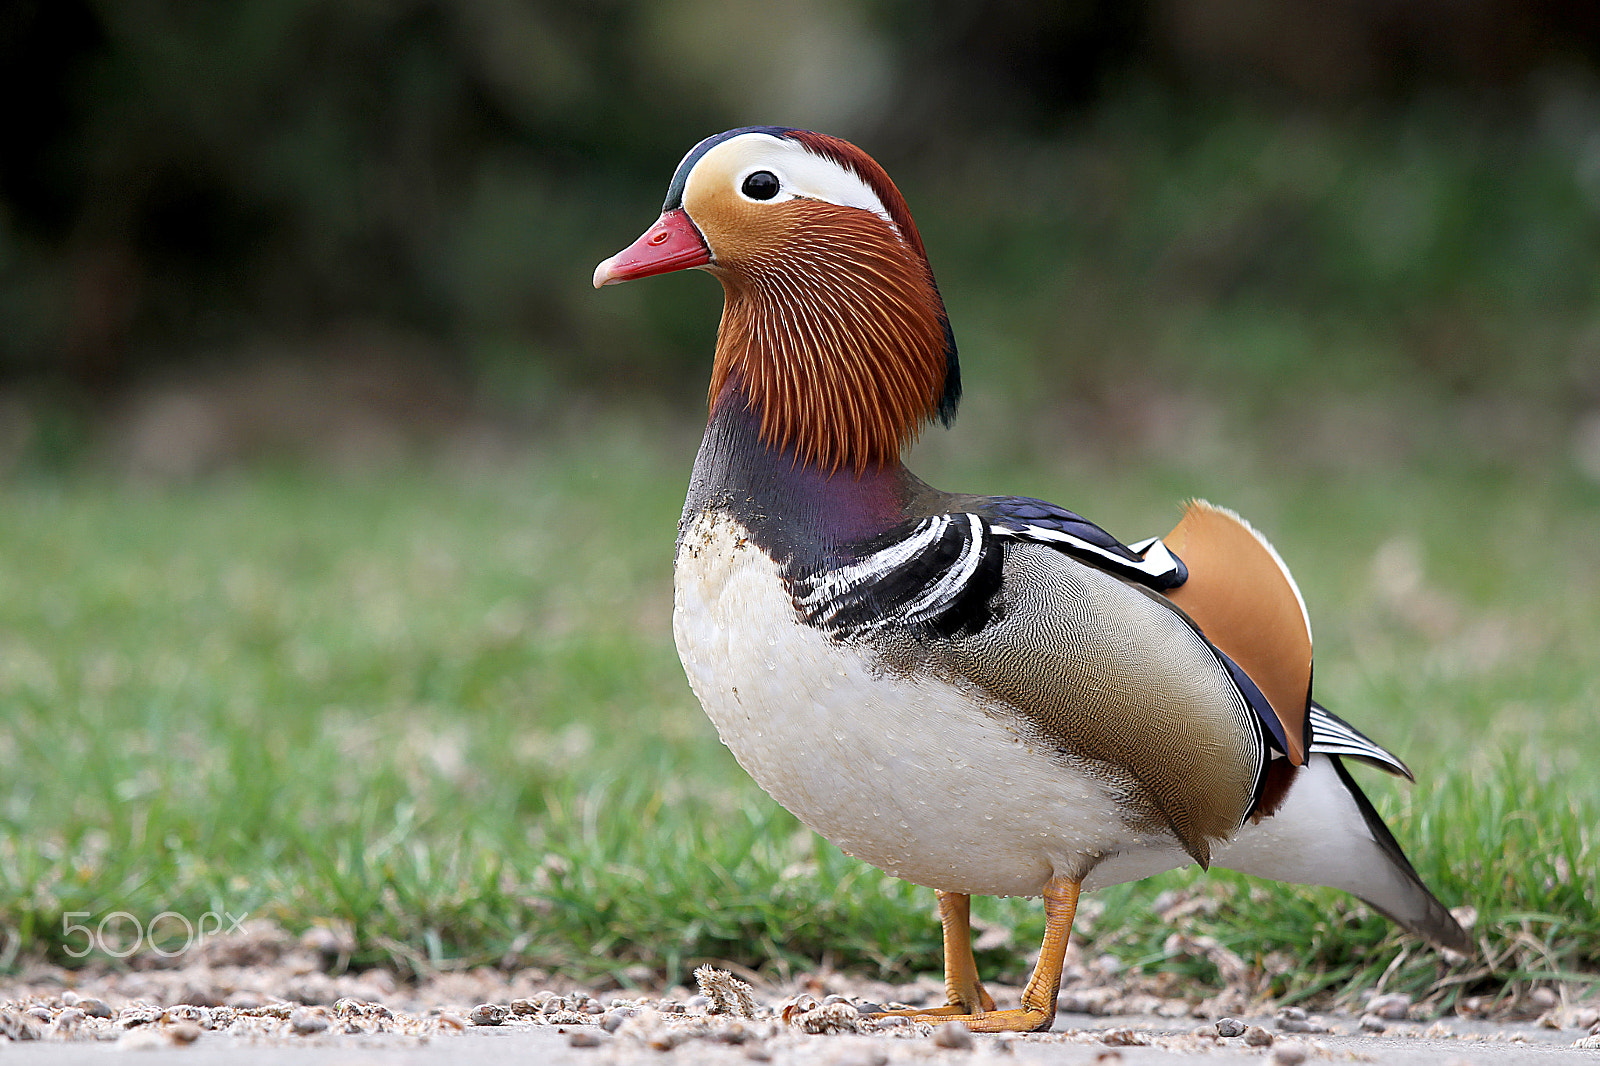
[1162,501,1313,765]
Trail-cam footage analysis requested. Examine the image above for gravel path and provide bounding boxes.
[1,922,1594,1064]
[0,999,1596,1065]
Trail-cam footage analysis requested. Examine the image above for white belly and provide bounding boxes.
[673,512,1192,898]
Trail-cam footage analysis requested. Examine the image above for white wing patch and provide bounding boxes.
[993,526,1184,585]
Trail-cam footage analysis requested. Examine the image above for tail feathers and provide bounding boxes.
[1327,756,1473,954]
[1211,754,1473,955]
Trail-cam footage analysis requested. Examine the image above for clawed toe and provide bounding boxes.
[868,1006,1054,1033]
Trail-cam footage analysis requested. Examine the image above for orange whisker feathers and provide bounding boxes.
[708,204,951,475]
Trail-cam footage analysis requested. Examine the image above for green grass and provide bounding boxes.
[0,404,1595,1010]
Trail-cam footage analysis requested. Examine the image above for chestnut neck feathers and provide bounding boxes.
[695,130,960,475]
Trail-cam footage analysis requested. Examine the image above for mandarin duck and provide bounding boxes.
[594,126,1471,1033]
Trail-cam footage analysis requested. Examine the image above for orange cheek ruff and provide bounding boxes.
[707,201,950,474]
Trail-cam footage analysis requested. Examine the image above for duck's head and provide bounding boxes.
[595,127,960,475]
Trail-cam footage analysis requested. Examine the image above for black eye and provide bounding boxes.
[741,170,780,200]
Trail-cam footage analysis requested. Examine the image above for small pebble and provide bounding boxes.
[77,996,114,1019]
[1366,992,1411,1019]
[744,1049,773,1062]
[602,1007,637,1033]
[713,1022,755,1044]
[781,994,819,1024]
[1100,1028,1147,1046]
[796,1002,862,1035]
[118,1028,169,1050]
[1528,987,1560,1012]
[1094,1052,1123,1064]
[568,1028,606,1047]
[1278,1016,1329,1034]
[509,998,537,1016]
[647,1029,689,1051]
[300,926,344,956]
[1359,1013,1387,1033]
[1243,1025,1274,1047]
[25,1006,51,1022]
[290,1009,328,1035]
[62,990,82,1007]
[469,1004,507,1026]
[1270,1043,1307,1065]
[436,1012,467,1031]
[931,1020,974,1049]
[199,1007,233,1030]
[168,1022,202,1045]
[1215,1017,1247,1037]
[1275,1005,1328,1033]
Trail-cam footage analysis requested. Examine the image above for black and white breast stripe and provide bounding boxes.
[789,513,1003,640]
[788,506,1190,643]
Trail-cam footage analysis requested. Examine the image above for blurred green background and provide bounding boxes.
[3,0,1600,467]
[1,0,1598,1002]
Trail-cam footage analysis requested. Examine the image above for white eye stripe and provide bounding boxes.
[692,133,898,231]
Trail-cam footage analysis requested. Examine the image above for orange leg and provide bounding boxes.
[874,890,998,1017]
[872,877,1080,1034]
